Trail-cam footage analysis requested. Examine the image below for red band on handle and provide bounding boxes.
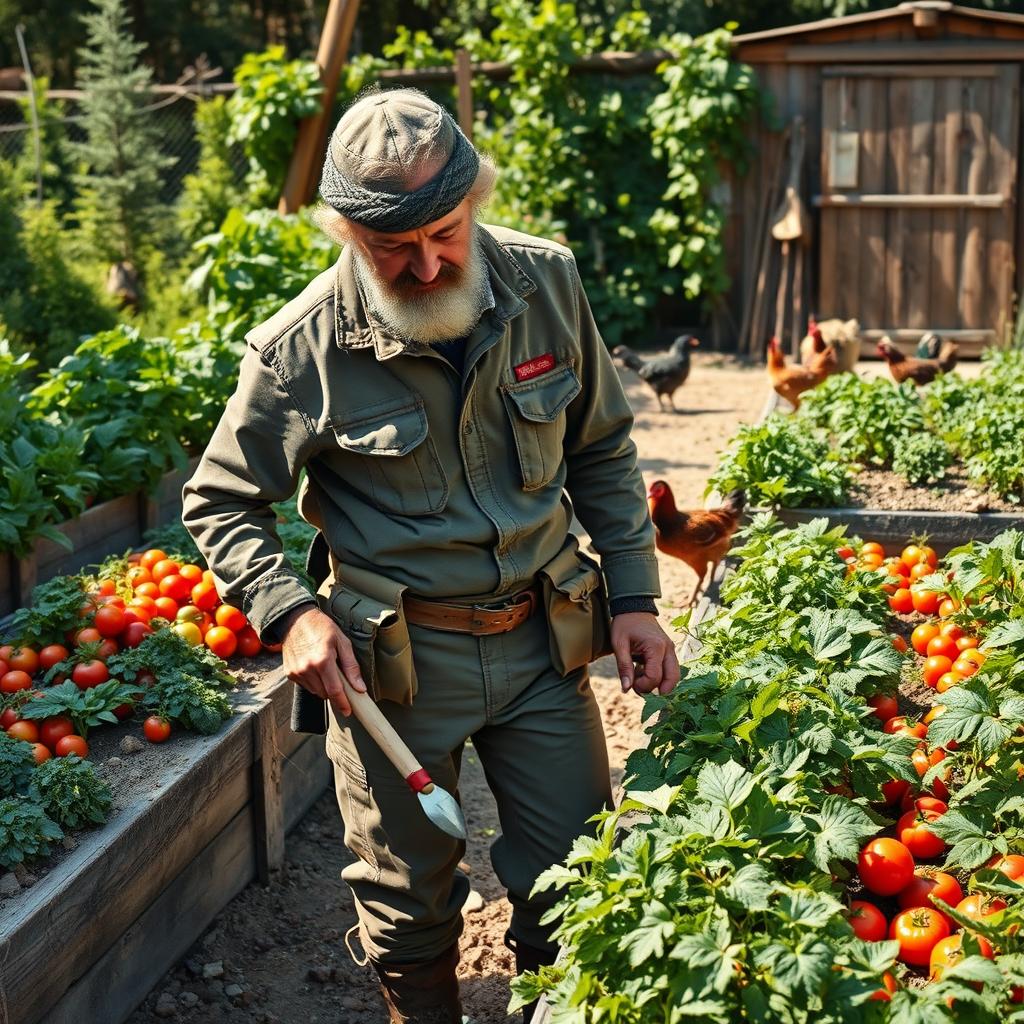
[406,768,432,793]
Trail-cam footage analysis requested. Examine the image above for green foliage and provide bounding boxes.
[891,433,953,486]
[72,0,174,268]
[0,733,37,797]
[6,574,88,649]
[9,77,78,213]
[0,797,63,869]
[0,178,116,370]
[21,680,140,738]
[28,754,113,830]
[107,629,234,735]
[226,46,324,207]
[707,414,854,508]
[177,96,242,244]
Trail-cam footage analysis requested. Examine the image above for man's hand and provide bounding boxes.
[611,612,679,696]
[280,605,367,717]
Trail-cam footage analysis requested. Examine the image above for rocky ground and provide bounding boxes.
[129,351,768,1024]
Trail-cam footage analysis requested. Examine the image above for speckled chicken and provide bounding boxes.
[612,335,699,412]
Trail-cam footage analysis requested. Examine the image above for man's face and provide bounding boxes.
[348,199,489,345]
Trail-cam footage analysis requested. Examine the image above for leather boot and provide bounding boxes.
[505,930,558,1024]
[372,943,463,1024]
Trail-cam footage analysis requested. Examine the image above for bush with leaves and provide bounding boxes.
[891,433,953,486]
[0,798,63,870]
[227,47,324,207]
[28,755,113,831]
[0,733,37,797]
[21,680,141,738]
[178,96,242,244]
[5,574,88,649]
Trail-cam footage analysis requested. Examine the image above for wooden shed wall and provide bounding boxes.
[724,9,1024,353]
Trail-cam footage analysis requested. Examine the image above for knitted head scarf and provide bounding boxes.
[319,88,480,233]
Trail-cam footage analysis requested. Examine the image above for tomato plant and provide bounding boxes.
[897,809,946,858]
[889,907,951,966]
[897,869,963,911]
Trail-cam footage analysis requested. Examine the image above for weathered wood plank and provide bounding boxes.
[0,715,254,1024]
[959,77,992,330]
[252,699,286,883]
[858,77,888,331]
[905,77,935,330]
[40,807,256,1024]
[823,64,1000,79]
[931,76,961,330]
[836,77,862,323]
[885,78,910,329]
[786,42,1024,63]
[985,64,1018,345]
[819,78,841,317]
[814,192,1007,208]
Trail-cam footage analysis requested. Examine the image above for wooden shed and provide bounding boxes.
[727,1,1024,356]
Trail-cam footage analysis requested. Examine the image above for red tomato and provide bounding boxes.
[900,794,949,816]
[956,894,1008,921]
[867,694,899,723]
[898,809,946,858]
[143,716,171,743]
[113,703,134,721]
[870,973,899,1002]
[74,626,102,647]
[96,594,125,609]
[912,623,940,655]
[881,778,912,805]
[912,745,946,778]
[139,548,168,572]
[55,734,89,758]
[0,707,19,729]
[883,716,928,739]
[923,655,954,688]
[918,545,938,568]
[151,559,181,583]
[889,589,914,614]
[94,578,116,596]
[849,900,888,941]
[890,907,951,966]
[929,933,993,980]
[95,638,119,661]
[6,646,39,674]
[121,622,154,649]
[836,546,855,561]
[72,660,109,689]
[988,854,1024,880]
[205,626,237,659]
[236,626,262,658]
[885,557,910,578]
[215,604,248,633]
[892,634,908,653]
[911,585,941,615]
[897,868,963,911]
[1,670,33,693]
[159,574,192,603]
[31,742,51,765]
[191,579,219,611]
[38,644,70,671]
[93,604,126,638]
[178,564,204,584]
[121,606,152,629]
[39,715,75,751]
[952,656,979,678]
[0,644,12,662]
[127,565,152,587]
[153,597,179,620]
[134,581,160,600]
[926,635,960,661]
[939,621,964,641]
[859,838,915,896]
[909,562,934,582]
[7,720,39,743]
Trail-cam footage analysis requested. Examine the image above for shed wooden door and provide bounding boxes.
[817,66,1019,349]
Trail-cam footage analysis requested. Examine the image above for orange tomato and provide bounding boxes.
[859,553,884,569]
[960,648,987,667]
[923,656,954,688]
[938,598,959,618]
[128,565,152,587]
[1,670,33,693]
[939,621,964,641]
[151,559,181,583]
[7,720,40,743]
[918,545,938,568]
[910,562,933,582]
[956,636,980,652]
[926,635,959,661]
[178,563,204,584]
[205,626,238,659]
[911,585,940,615]
[862,542,886,558]
[889,589,914,614]
[74,626,102,647]
[936,671,962,694]
[215,604,248,633]
[31,742,51,765]
[912,623,940,655]
[139,548,168,572]
[153,597,179,620]
[134,581,160,600]
[901,544,923,569]
[6,646,39,674]
[191,579,219,611]
[159,574,193,603]
[892,634,909,653]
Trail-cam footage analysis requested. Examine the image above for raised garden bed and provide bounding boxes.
[0,661,332,1024]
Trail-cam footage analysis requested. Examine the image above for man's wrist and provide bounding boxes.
[263,601,318,644]
[609,596,658,618]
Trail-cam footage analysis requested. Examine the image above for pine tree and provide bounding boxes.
[72,0,173,278]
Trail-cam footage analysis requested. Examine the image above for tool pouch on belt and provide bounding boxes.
[316,561,419,706]
[539,537,613,676]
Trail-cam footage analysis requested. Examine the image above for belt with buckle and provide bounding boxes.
[402,584,541,636]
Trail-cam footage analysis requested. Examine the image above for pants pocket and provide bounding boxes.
[539,539,612,676]
[318,572,418,706]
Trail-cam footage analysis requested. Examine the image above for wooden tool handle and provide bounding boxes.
[343,681,434,793]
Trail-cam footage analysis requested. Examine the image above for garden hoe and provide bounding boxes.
[341,675,467,840]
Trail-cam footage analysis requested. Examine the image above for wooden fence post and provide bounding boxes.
[278,0,362,214]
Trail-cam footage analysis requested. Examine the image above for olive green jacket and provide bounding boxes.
[181,224,660,639]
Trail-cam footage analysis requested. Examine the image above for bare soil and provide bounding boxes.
[848,464,1020,514]
[117,352,767,1024]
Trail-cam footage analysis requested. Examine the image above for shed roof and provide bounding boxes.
[734,2,1024,46]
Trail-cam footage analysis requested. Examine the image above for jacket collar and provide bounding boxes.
[333,224,535,359]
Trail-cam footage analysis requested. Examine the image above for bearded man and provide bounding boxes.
[182,87,677,1024]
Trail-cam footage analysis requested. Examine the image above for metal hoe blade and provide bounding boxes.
[417,784,467,840]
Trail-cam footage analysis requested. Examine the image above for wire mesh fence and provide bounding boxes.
[0,86,248,205]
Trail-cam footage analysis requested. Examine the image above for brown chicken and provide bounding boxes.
[798,322,827,366]
[767,335,837,410]
[647,481,746,606]
[877,336,958,386]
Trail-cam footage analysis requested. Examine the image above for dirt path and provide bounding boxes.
[131,352,766,1024]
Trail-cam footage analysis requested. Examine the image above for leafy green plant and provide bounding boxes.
[892,433,953,486]
[28,755,113,830]
[178,96,242,244]
[0,733,37,797]
[20,680,140,738]
[0,798,63,869]
[226,47,324,207]
[707,415,854,508]
[5,575,88,648]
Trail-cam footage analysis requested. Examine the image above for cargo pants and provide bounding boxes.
[324,605,612,965]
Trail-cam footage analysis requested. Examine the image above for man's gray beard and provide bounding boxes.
[353,230,490,345]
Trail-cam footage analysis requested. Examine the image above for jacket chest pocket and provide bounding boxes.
[331,401,449,515]
[501,364,582,491]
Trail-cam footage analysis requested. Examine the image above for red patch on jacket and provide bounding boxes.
[513,354,556,382]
